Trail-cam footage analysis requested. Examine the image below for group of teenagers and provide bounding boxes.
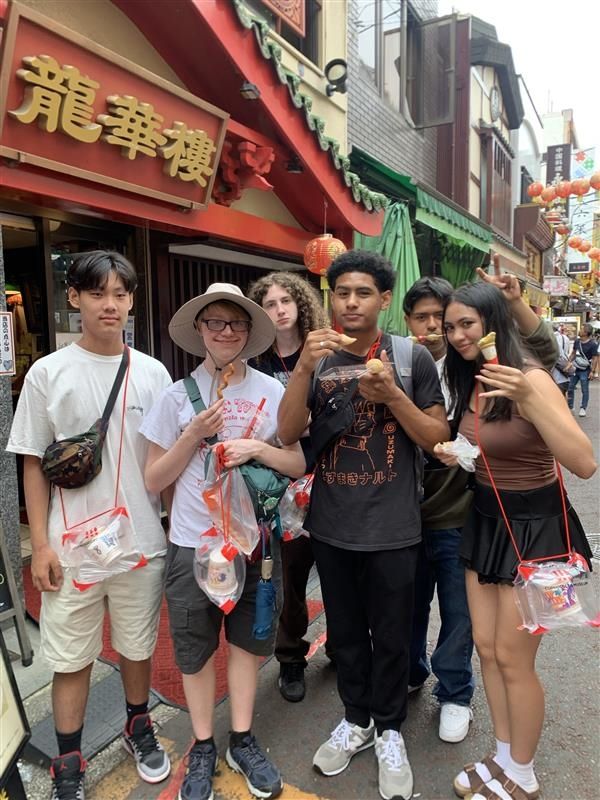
[7,248,596,800]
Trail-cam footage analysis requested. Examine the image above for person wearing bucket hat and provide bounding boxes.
[140,283,305,800]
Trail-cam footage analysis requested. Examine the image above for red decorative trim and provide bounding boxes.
[262,0,305,37]
[213,139,275,206]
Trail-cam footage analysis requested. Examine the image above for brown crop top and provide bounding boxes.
[459,407,556,490]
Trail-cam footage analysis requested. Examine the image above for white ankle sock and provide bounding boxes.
[504,756,538,791]
[483,756,538,800]
[456,742,509,791]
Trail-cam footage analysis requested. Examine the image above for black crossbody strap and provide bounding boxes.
[100,346,130,432]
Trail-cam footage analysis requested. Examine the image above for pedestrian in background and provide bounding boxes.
[278,250,449,800]
[248,272,330,703]
[551,323,571,395]
[436,281,595,800]
[567,322,599,416]
[7,251,173,800]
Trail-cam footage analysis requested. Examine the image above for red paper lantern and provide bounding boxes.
[527,181,544,199]
[555,223,570,236]
[571,178,590,197]
[555,180,572,198]
[588,247,600,261]
[540,186,556,203]
[568,236,582,249]
[303,233,347,276]
[579,240,592,253]
[590,172,600,191]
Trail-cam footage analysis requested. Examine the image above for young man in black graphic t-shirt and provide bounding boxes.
[278,251,448,800]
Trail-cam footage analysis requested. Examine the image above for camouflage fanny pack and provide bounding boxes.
[41,347,130,489]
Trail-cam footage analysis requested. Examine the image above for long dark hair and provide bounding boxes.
[443,282,525,423]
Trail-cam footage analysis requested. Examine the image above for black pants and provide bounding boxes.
[312,537,418,734]
[275,536,314,665]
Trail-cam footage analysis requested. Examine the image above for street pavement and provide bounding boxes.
[10,383,600,800]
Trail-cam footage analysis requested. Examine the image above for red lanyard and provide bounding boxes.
[365,330,382,362]
[275,345,291,378]
[60,358,131,530]
[473,386,572,563]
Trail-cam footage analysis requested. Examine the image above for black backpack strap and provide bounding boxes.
[183,375,218,446]
[99,346,129,432]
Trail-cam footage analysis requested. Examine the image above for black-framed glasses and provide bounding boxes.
[200,318,252,333]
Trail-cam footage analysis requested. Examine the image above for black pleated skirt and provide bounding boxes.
[460,481,593,585]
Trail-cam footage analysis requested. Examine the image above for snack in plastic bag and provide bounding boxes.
[203,448,259,556]
[194,537,246,613]
[437,433,480,472]
[62,506,147,591]
[318,362,394,382]
[513,553,600,635]
[279,474,314,541]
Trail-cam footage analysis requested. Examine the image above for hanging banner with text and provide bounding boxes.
[0,2,229,210]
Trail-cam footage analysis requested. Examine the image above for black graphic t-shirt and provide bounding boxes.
[304,335,444,551]
[249,348,315,471]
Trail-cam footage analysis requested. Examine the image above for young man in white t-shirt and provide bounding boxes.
[140,284,305,800]
[7,251,172,800]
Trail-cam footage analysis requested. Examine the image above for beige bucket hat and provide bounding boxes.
[168,283,275,358]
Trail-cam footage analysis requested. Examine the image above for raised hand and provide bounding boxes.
[476,253,522,303]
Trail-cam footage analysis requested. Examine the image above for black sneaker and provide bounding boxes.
[278,663,305,703]
[178,741,218,800]
[50,752,86,800]
[226,734,283,799]
[122,713,171,783]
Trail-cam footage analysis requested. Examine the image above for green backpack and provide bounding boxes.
[184,377,290,522]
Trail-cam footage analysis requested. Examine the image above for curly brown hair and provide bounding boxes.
[247,271,327,361]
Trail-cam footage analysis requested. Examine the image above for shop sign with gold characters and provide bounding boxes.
[0,4,228,210]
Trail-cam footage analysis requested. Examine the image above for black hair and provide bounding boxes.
[326,249,396,293]
[403,276,454,314]
[443,282,525,424]
[67,250,138,293]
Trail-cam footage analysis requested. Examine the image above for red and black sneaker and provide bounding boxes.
[50,751,86,800]
[122,712,171,783]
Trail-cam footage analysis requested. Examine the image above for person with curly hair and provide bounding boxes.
[248,271,329,704]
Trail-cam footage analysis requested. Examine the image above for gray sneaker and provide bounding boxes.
[313,718,375,776]
[375,730,413,800]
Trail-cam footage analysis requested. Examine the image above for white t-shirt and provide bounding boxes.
[139,363,285,548]
[436,354,453,418]
[7,344,172,558]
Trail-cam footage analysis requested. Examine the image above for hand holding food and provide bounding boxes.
[478,331,498,363]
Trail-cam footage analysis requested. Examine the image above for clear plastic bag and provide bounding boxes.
[194,536,246,613]
[61,506,147,591]
[438,433,480,472]
[318,363,394,383]
[279,474,314,541]
[513,553,600,634]
[203,449,259,556]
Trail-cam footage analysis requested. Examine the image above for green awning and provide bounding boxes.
[350,147,493,253]
[415,188,492,253]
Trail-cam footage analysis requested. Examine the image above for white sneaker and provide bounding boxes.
[439,703,473,743]
[579,408,586,417]
[313,718,374,776]
[375,730,413,800]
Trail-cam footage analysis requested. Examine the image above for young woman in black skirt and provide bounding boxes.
[435,282,596,800]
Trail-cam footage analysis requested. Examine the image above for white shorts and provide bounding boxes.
[40,556,165,673]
